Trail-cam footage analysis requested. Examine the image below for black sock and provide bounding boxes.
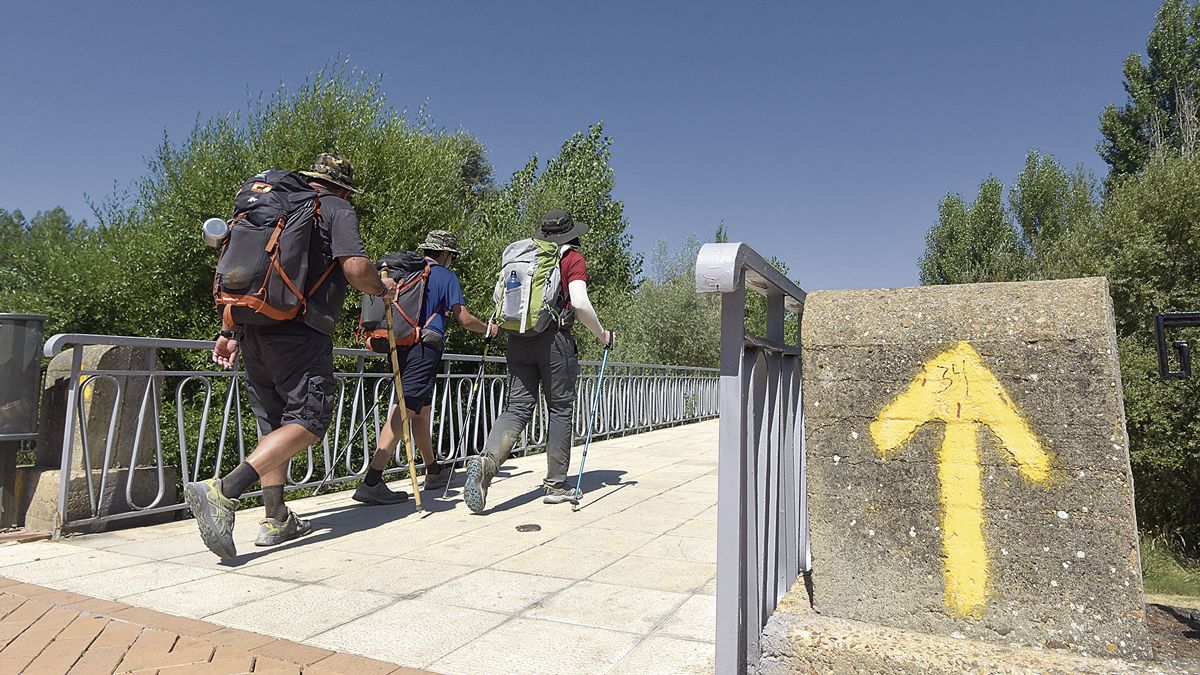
[262,485,288,521]
[365,466,384,486]
[221,462,258,499]
[426,461,442,475]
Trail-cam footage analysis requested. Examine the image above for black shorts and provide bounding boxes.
[240,322,335,438]
[397,338,444,412]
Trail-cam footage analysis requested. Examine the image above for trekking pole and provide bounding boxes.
[311,405,379,496]
[572,342,612,512]
[441,335,492,499]
[382,265,424,512]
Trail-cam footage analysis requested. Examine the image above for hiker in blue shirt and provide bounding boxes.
[353,230,498,505]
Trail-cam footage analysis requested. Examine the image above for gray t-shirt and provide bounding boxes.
[300,187,367,335]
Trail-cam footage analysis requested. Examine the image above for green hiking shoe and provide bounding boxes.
[255,510,313,547]
[183,478,239,560]
[543,485,579,505]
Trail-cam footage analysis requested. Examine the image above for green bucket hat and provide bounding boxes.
[299,152,361,193]
[418,230,462,255]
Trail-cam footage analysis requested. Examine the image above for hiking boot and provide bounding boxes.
[423,465,450,491]
[352,480,410,505]
[255,510,313,547]
[543,485,579,505]
[183,478,239,560]
[463,455,496,514]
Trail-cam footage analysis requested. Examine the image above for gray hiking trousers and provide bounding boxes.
[482,329,580,489]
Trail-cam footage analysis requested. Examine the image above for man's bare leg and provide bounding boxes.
[353,404,413,505]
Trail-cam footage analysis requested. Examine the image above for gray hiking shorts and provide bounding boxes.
[240,322,335,438]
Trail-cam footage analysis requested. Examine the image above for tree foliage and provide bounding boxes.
[1099,0,1200,179]
[918,150,1099,285]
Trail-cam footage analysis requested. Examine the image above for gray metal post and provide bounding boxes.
[716,285,748,675]
[55,347,83,538]
[0,441,18,527]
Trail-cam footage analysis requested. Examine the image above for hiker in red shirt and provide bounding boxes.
[463,209,615,513]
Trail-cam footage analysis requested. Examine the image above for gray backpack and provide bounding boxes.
[493,238,567,334]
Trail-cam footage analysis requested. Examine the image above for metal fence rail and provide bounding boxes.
[42,333,718,536]
[696,242,809,675]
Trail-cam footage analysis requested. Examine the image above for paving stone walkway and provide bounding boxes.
[0,420,718,674]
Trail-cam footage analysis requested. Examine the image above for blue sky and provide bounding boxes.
[1,2,1156,290]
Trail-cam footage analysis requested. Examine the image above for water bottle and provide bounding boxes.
[503,270,522,320]
[202,218,230,247]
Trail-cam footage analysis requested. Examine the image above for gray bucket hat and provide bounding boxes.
[419,230,462,255]
[535,209,588,244]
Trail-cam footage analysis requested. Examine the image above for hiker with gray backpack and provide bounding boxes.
[463,209,616,514]
[186,153,395,559]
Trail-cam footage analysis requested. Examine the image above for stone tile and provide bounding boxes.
[491,544,623,580]
[590,556,715,594]
[422,568,570,613]
[106,533,211,560]
[543,527,658,556]
[525,581,688,634]
[164,543,306,571]
[401,534,535,568]
[608,635,715,674]
[236,549,390,583]
[109,606,221,637]
[3,550,149,585]
[325,527,454,557]
[55,561,220,600]
[0,541,88,567]
[698,576,716,596]
[668,519,716,539]
[323,558,474,596]
[123,574,299,620]
[431,617,640,675]
[589,510,690,536]
[633,534,717,564]
[207,585,391,641]
[657,594,716,642]
[309,598,506,668]
[467,516,581,544]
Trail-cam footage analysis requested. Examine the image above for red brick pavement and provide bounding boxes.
[0,576,432,674]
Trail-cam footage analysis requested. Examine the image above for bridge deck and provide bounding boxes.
[0,420,718,674]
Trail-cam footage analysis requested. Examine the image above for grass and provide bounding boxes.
[1141,534,1200,603]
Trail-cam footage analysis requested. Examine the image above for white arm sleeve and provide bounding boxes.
[568,279,604,339]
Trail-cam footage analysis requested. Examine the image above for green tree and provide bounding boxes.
[1,64,492,348]
[919,151,1100,285]
[461,123,641,359]
[1087,153,1200,546]
[1099,0,1200,180]
[918,177,1025,284]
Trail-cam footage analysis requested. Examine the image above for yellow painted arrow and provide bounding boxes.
[869,341,1051,618]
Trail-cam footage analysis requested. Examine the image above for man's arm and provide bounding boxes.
[340,256,391,296]
[452,304,498,336]
[568,279,614,347]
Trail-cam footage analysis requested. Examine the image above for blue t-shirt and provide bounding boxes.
[421,261,466,336]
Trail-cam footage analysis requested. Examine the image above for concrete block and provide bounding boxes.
[802,278,1146,657]
[16,465,179,533]
[608,635,714,675]
[36,345,165,470]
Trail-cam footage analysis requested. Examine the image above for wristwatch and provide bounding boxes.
[219,329,240,340]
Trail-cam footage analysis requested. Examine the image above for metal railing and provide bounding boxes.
[42,333,718,536]
[696,242,808,675]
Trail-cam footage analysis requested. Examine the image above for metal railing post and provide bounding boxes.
[697,242,807,674]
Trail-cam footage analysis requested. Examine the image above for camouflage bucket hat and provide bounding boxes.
[299,152,361,193]
[419,230,462,255]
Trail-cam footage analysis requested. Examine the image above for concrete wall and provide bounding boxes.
[802,278,1146,657]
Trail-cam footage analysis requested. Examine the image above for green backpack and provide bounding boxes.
[493,238,567,334]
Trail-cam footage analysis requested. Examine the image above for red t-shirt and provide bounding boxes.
[560,249,588,308]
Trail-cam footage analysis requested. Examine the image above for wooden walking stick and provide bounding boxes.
[381,265,423,511]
